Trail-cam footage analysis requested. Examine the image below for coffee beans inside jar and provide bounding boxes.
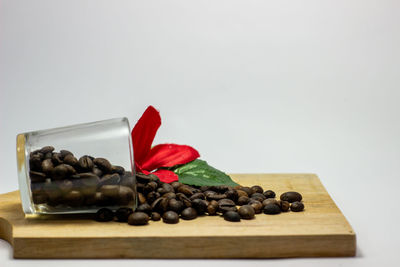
[28,146,136,212]
[93,171,306,225]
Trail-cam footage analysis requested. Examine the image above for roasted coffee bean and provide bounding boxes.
[290,201,304,212]
[146,191,160,204]
[163,192,176,200]
[262,198,279,207]
[263,190,276,199]
[162,211,179,224]
[192,199,208,214]
[41,159,54,174]
[189,192,205,201]
[79,156,94,172]
[95,208,114,222]
[51,153,63,165]
[206,193,227,201]
[136,203,152,215]
[63,154,78,166]
[151,197,169,213]
[57,179,74,194]
[250,192,266,202]
[225,189,238,201]
[177,185,193,196]
[263,203,281,215]
[218,198,237,213]
[136,172,159,183]
[176,193,192,208]
[128,212,149,225]
[248,200,263,214]
[64,190,84,206]
[251,185,263,194]
[111,165,125,175]
[236,189,248,198]
[280,192,302,203]
[171,181,182,191]
[199,185,210,192]
[100,185,120,199]
[98,173,120,187]
[168,199,184,213]
[144,181,158,194]
[51,164,74,180]
[60,150,73,159]
[29,154,42,171]
[85,192,107,206]
[43,152,53,160]
[92,167,103,177]
[181,207,198,220]
[118,186,134,205]
[32,192,48,204]
[93,158,112,173]
[240,186,253,196]
[39,146,55,154]
[280,200,290,212]
[210,185,230,193]
[151,212,161,221]
[115,207,133,222]
[138,192,146,204]
[207,200,218,215]
[43,181,63,205]
[224,211,241,222]
[237,196,250,206]
[29,171,47,183]
[120,173,135,188]
[238,205,255,219]
[157,183,174,194]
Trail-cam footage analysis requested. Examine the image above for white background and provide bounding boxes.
[1,0,399,266]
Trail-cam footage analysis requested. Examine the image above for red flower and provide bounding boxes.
[131,106,200,183]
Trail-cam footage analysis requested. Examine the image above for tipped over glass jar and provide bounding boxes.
[16,118,136,214]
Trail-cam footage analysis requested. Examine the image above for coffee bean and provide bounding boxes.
[238,205,255,219]
[192,199,208,214]
[171,182,182,191]
[39,146,55,154]
[263,203,281,215]
[136,203,152,215]
[64,190,84,206]
[79,156,94,172]
[118,186,134,205]
[56,179,74,194]
[181,207,198,220]
[111,165,125,175]
[207,200,218,215]
[43,182,63,205]
[95,208,114,222]
[144,181,158,194]
[280,192,302,203]
[199,185,210,192]
[128,212,149,225]
[163,192,176,200]
[218,198,237,213]
[168,199,184,213]
[263,190,276,199]
[93,158,112,173]
[189,192,205,201]
[41,159,54,174]
[115,207,133,222]
[51,153,63,165]
[151,212,161,221]
[237,196,250,206]
[98,173,120,187]
[290,201,304,212]
[29,171,47,183]
[176,193,192,208]
[29,154,42,171]
[32,192,48,204]
[224,211,241,222]
[250,192,266,202]
[120,173,135,188]
[248,200,263,214]
[146,191,160,204]
[225,189,238,201]
[262,198,279,207]
[240,187,253,196]
[138,192,146,204]
[92,167,103,177]
[60,150,73,159]
[236,189,248,198]
[86,191,107,206]
[251,185,263,194]
[280,200,290,212]
[51,164,74,180]
[43,152,53,160]
[100,185,120,199]
[206,193,227,201]
[162,211,179,224]
[63,154,78,167]
[177,185,193,196]
[211,185,230,193]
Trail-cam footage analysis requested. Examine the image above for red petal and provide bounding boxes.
[141,143,200,171]
[131,106,161,164]
[151,169,179,183]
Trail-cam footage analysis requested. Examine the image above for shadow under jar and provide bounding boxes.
[16,118,137,214]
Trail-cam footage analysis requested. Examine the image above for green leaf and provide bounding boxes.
[172,159,239,187]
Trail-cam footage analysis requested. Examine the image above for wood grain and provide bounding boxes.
[0,173,356,258]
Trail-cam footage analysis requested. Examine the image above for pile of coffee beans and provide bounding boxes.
[28,146,136,210]
[95,172,305,225]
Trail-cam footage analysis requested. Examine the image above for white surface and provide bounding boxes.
[1,0,399,266]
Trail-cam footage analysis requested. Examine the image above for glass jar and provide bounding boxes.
[16,117,136,214]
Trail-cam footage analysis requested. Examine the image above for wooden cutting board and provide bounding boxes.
[0,173,356,259]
